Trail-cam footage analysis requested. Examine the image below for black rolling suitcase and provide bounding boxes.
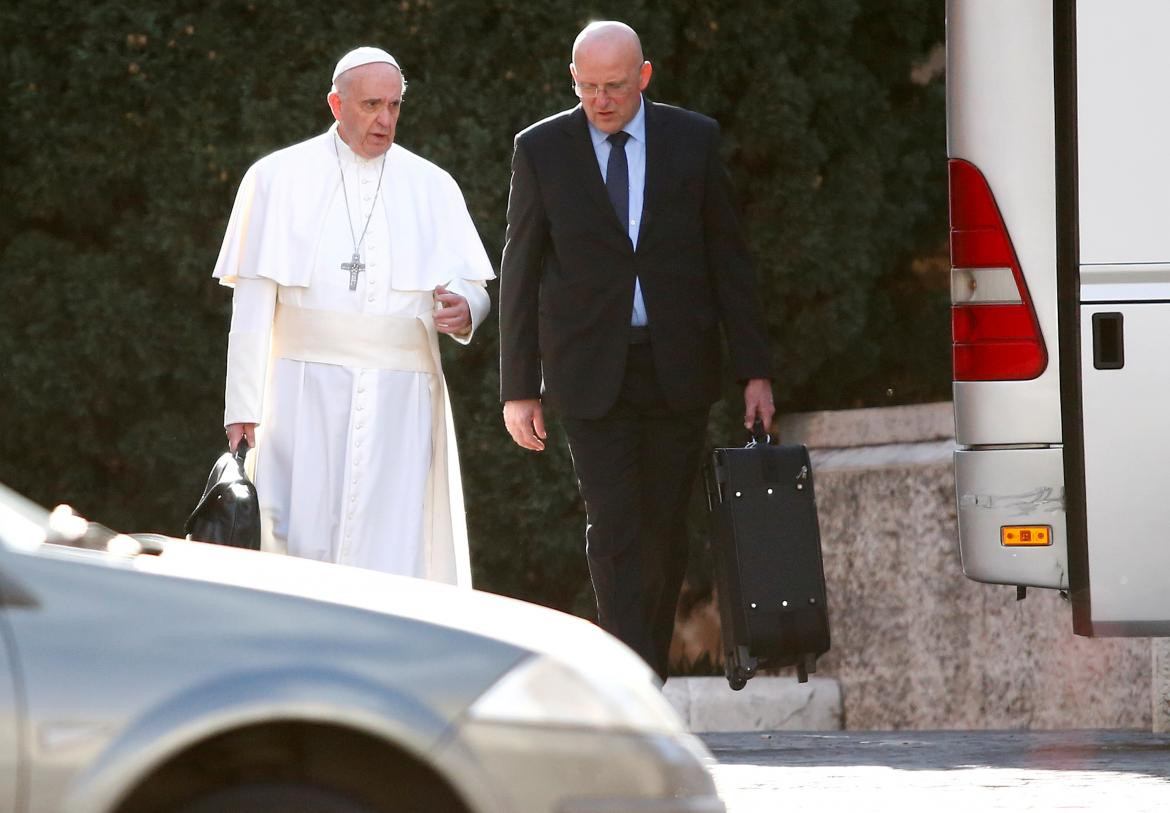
[704,424,830,690]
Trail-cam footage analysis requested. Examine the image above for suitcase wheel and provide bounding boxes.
[726,664,753,691]
[725,647,755,691]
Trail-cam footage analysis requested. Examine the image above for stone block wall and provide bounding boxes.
[670,402,1151,730]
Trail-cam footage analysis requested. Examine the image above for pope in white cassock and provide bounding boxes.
[212,47,494,587]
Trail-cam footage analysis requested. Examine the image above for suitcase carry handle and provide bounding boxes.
[747,419,772,448]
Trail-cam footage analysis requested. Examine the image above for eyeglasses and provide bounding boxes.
[572,80,633,99]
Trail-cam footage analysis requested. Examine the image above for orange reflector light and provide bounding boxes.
[1001,525,1052,547]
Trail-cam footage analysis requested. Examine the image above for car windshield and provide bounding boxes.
[0,482,52,551]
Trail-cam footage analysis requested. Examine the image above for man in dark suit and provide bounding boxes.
[499,20,774,680]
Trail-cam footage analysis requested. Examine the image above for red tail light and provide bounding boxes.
[948,159,1047,381]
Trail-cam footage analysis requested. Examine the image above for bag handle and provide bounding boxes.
[233,437,250,465]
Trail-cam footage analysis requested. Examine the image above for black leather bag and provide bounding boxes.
[184,442,261,550]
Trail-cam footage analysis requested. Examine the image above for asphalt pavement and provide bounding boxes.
[702,730,1170,812]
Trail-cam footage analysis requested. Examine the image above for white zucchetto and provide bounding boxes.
[331,47,401,83]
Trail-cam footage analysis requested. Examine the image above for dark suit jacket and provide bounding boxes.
[499,100,772,420]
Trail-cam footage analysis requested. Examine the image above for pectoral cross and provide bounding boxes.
[341,253,365,291]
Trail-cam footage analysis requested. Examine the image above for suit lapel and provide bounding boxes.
[638,100,667,251]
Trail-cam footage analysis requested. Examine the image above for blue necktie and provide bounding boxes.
[606,131,630,235]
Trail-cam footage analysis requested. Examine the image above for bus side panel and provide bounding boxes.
[1075,1,1170,634]
[1078,0,1170,266]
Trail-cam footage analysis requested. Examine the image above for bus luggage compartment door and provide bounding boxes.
[1080,301,1170,634]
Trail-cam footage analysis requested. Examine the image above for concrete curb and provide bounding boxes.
[663,676,843,732]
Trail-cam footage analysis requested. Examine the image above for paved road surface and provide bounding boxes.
[702,730,1170,811]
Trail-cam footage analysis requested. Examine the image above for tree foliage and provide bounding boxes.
[0,1,946,615]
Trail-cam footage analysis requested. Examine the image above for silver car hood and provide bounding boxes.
[114,538,657,685]
[0,481,656,688]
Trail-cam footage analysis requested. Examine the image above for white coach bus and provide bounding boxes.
[948,0,1170,635]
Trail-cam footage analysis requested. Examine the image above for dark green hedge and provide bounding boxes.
[0,1,947,615]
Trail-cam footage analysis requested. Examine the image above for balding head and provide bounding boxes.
[572,21,644,65]
[569,20,652,134]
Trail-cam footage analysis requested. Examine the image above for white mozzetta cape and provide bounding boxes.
[213,127,494,290]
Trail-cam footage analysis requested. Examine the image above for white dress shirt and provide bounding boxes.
[586,96,648,327]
